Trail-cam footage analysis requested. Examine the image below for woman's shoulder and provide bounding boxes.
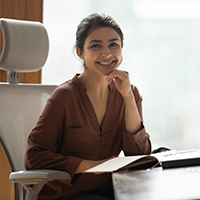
[52,80,75,97]
[50,75,83,101]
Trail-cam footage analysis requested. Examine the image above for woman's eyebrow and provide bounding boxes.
[88,38,120,44]
[109,38,120,42]
[89,40,102,43]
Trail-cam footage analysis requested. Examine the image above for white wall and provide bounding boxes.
[43,0,200,150]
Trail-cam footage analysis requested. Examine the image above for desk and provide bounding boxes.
[112,166,200,200]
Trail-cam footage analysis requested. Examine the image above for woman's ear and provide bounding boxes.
[76,47,84,59]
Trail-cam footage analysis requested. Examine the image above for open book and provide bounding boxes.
[84,149,200,173]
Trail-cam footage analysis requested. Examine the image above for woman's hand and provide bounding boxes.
[75,156,116,174]
[106,70,133,98]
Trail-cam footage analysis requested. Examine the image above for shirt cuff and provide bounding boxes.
[61,156,83,185]
[122,124,151,155]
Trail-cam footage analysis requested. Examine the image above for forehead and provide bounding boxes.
[86,27,121,43]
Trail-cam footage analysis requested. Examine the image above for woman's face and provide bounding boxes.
[77,27,123,76]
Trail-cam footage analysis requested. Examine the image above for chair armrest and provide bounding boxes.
[9,170,71,200]
[9,169,71,184]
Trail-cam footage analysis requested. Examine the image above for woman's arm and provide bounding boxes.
[123,92,143,134]
[106,70,142,134]
[75,157,114,174]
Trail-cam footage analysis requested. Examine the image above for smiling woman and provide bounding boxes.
[76,27,123,76]
[75,13,124,72]
[43,0,200,157]
[25,12,151,200]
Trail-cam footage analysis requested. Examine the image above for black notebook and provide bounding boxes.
[157,149,200,169]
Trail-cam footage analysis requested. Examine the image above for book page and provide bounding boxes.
[84,155,147,173]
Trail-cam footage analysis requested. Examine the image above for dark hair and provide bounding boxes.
[75,13,124,54]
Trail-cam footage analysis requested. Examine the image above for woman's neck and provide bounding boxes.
[78,70,109,97]
[78,70,110,127]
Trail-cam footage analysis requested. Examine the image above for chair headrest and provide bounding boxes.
[0,18,49,73]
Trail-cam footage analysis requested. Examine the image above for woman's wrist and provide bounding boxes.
[123,91,135,107]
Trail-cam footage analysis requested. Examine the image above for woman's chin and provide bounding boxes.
[101,70,113,76]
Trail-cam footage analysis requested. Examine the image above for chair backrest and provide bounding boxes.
[0,18,58,200]
[0,84,57,172]
[0,18,49,73]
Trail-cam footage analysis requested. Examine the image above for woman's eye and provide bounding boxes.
[110,43,119,47]
[91,44,100,49]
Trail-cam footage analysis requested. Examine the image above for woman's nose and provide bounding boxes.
[101,47,111,57]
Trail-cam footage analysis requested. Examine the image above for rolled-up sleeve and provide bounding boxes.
[122,85,152,156]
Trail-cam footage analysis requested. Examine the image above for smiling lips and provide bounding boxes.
[97,60,115,66]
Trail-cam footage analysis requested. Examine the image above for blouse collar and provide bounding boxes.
[72,74,115,92]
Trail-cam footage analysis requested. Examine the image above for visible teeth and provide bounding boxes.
[99,61,113,65]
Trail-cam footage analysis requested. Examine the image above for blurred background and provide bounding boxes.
[43,0,200,151]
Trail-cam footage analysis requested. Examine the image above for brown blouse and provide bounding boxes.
[24,74,151,199]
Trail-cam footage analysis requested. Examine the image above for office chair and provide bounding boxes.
[0,18,71,200]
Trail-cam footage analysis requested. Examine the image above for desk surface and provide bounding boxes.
[112,166,200,200]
